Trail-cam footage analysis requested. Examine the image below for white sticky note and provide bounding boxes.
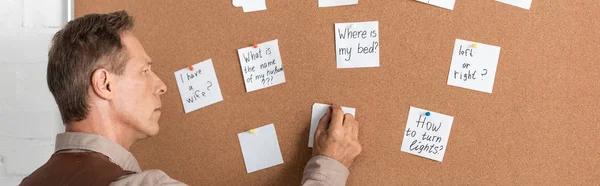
[401,107,454,162]
[308,103,356,147]
[416,0,456,10]
[496,0,532,10]
[319,0,358,7]
[68,0,74,21]
[233,0,267,12]
[335,21,380,68]
[237,39,286,92]
[447,39,501,93]
[238,123,284,173]
[174,59,224,113]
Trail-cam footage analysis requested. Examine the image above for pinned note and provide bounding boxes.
[401,107,454,162]
[335,21,380,68]
[416,0,456,10]
[238,123,284,173]
[496,0,532,10]
[237,39,286,92]
[319,0,358,8]
[174,59,223,113]
[447,39,501,93]
[232,0,267,12]
[308,103,356,147]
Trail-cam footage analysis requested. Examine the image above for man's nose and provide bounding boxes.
[154,73,167,95]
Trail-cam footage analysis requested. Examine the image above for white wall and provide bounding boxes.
[0,0,67,185]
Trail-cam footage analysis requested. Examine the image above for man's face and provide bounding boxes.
[112,33,167,138]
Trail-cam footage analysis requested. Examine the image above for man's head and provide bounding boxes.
[48,11,167,138]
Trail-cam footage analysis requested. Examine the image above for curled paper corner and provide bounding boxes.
[232,0,267,12]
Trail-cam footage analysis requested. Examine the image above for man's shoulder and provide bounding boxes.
[112,169,188,186]
[20,152,132,186]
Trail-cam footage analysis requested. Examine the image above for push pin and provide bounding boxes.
[472,43,478,48]
[249,129,256,134]
[253,43,258,48]
[188,65,194,71]
[425,112,431,116]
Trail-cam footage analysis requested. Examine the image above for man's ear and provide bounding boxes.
[91,68,114,100]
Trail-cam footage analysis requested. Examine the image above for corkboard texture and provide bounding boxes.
[76,0,600,185]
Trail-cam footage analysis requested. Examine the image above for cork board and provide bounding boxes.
[75,1,600,185]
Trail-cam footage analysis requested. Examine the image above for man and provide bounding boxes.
[20,11,361,186]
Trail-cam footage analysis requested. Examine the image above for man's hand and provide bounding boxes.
[312,105,362,168]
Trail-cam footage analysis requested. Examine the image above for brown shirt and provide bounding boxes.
[31,132,349,186]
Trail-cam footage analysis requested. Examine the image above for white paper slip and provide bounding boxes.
[401,107,454,162]
[335,21,380,68]
[319,0,358,7]
[232,0,267,12]
[447,39,501,93]
[174,59,224,113]
[496,0,532,10]
[238,123,284,173]
[308,103,356,147]
[416,0,456,10]
[237,39,286,92]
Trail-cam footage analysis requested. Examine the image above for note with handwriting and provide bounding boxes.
[416,0,456,10]
[308,103,356,147]
[319,0,358,7]
[238,123,284,173]
[447,39,501,93]
[233,0,267,12]
[174,59,223,113]
[401,107,454,162]
[335,21,379,68]
[496,0,532,10]
[237,39,285,92]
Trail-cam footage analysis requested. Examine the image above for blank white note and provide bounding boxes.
[238,123,284,173]
[416,0,456,10]
[319,0,358,8]
[496,0,532,10]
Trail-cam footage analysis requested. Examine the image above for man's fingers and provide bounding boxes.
[352,120,360,139]
[328,105,345,133]
[343,113,354,131]
[316,106,332,137]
